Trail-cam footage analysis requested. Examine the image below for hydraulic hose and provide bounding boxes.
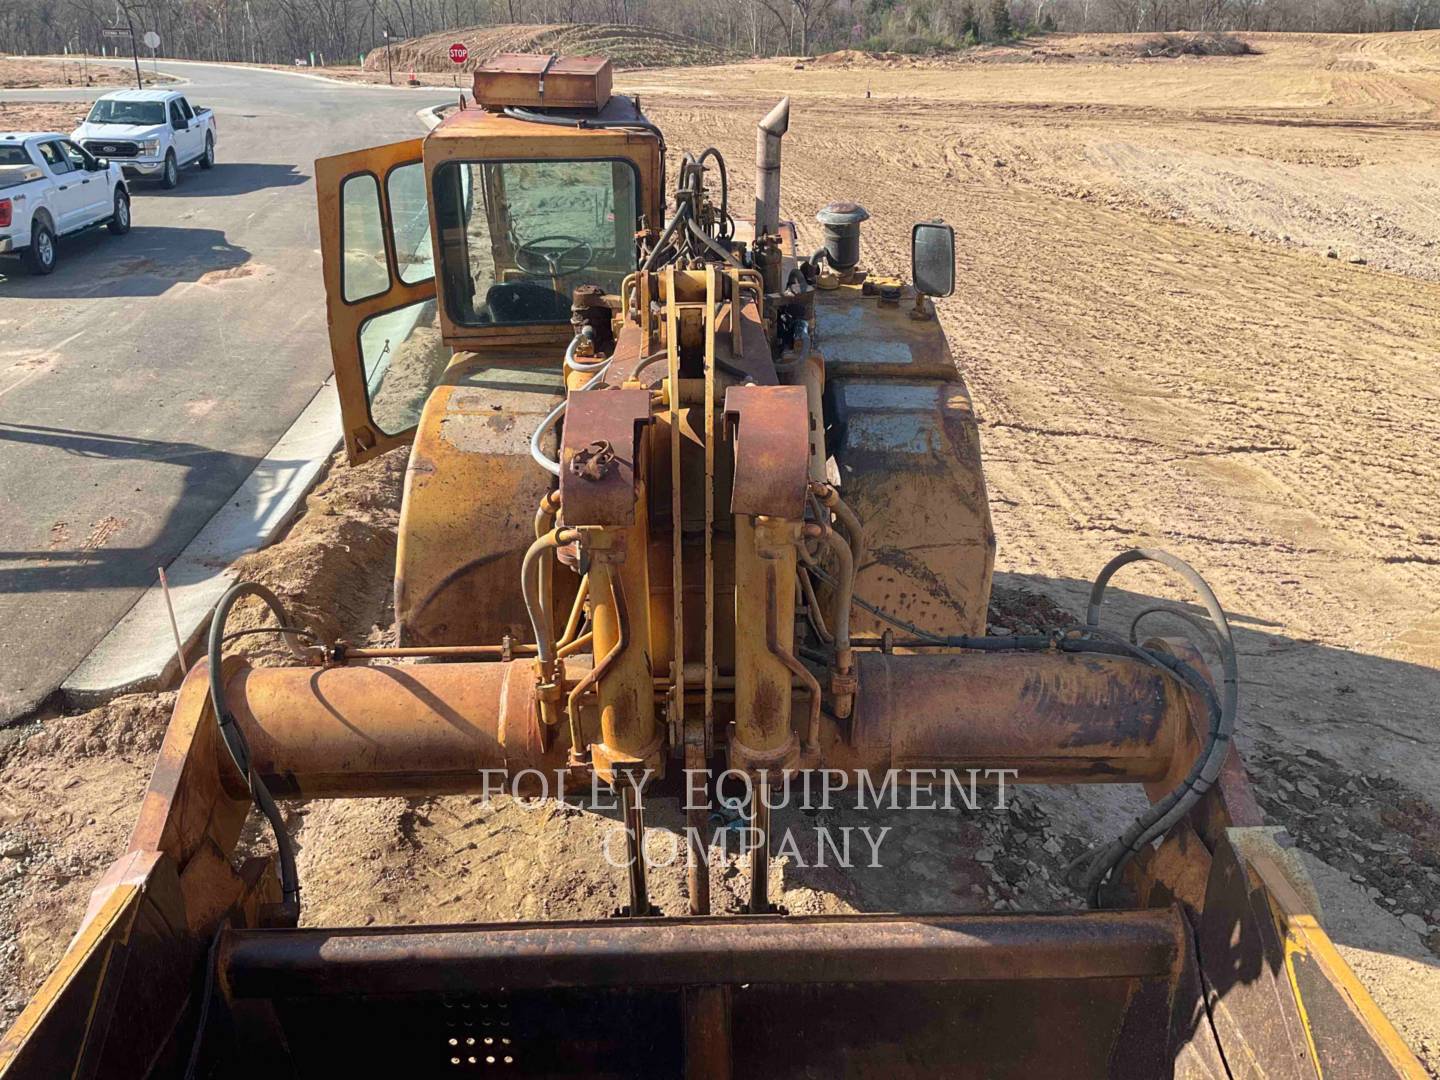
[521,528,577,668]
[531,350,612,477]
[207,582,303,918]
[642,202,691,272]
[1073,548,1239,906]
[563,325,604,373]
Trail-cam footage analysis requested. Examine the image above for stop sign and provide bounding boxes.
[448,42,468,64]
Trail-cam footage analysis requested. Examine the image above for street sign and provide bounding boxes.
[101,27,132,38]
[143,31,160,49]
[448,42,469,65]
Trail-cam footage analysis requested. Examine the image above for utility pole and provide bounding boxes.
[120,2,143,89]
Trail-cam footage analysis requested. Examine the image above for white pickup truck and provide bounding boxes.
[0,132,130,275]
[71,89,216,189]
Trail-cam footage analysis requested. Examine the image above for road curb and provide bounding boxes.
[48,98,449,716]
[418,103,452,129]
[60,377,341,708]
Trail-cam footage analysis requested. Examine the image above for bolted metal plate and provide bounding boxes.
[558,387,652,526]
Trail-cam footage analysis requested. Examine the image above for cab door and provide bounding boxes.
[316,139,440,464]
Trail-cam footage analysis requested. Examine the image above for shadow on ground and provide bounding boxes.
[0,421,312,595]
[129,161,309,198]
[0,224,252,297]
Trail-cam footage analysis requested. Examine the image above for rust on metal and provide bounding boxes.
[558,386,651,525]
[836,650,1190,784]
[217,909,1185,998]
[724,384,811,519]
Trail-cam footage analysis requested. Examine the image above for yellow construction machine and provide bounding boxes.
[1,54,1425,1078]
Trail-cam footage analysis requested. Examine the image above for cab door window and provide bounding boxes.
[37,141,71,174]
[169,101,186,128]
[340,173,390,303]
[59,141,90,172]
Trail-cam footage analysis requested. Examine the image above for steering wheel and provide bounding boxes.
[515,234,595,278]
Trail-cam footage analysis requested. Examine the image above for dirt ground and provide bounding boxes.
[0,100,88,134]
[0,56,174,90]
[2,29,1439,1070]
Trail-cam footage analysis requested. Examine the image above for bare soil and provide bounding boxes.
[0,56,175,90]
[3,28,1439,1070]
[361,23,727,76]
[0,100,88,134]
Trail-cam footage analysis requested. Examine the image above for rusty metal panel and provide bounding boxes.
[828,378,994,636]
[472,54,613,110]
[1195,836,1316,1080]
[845,650,1187,784]
[558,387,651,527]
[724,385,810,519]
[395,357,565,646]
[813,282,960,382]
[218,910,1184,998]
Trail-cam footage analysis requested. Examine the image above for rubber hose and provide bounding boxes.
[207,581,301,914]
[1078,549,1238,905]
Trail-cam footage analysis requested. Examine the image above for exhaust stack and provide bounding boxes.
[755,97,790,237]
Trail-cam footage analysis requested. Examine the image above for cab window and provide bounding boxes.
[433,158,638,327]
[37,141,70,173]
[169,101,186,128]
[59,141,90,171]
[179,98,195,121]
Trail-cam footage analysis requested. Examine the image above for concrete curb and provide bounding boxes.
[60,377,341,707]
[52,97,452,712]
[417,103,452,129]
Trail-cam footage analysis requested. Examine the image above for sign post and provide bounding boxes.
[100,23,142,89]
[448,41,468,86]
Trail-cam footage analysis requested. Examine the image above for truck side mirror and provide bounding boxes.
[911,221,955,298]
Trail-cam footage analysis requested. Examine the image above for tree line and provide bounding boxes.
[4,0,1437,69]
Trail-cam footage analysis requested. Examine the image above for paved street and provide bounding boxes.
[0,61,450,721]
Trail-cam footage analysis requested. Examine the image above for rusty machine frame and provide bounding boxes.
[1,55,1424,1078]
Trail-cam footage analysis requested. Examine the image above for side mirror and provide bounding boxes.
[90,158,109,171]
[172,119,186,131]
[911,221,955,298]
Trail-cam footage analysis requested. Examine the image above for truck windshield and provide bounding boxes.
[86,100,166,125]
[433,159,638,327]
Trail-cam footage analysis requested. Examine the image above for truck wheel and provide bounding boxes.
[23,220,57,275]
[161,151,179,189]
[199,134,215,170]
[107,189,132,235]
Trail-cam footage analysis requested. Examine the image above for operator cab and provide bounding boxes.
[315,55,663,463]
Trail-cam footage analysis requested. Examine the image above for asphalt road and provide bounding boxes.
[0,61,451,722]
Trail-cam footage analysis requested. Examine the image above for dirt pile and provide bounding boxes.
[363,24,727,75]
[0,692,174,1019]
[808,32,1258,70]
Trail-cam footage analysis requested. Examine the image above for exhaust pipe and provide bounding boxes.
[754,97,790,238]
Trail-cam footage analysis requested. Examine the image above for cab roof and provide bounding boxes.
[431,92,653,144]
[1,132,65,143]
[92,89,179,102]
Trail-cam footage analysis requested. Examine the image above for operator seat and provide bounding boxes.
[485,280,569,324]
